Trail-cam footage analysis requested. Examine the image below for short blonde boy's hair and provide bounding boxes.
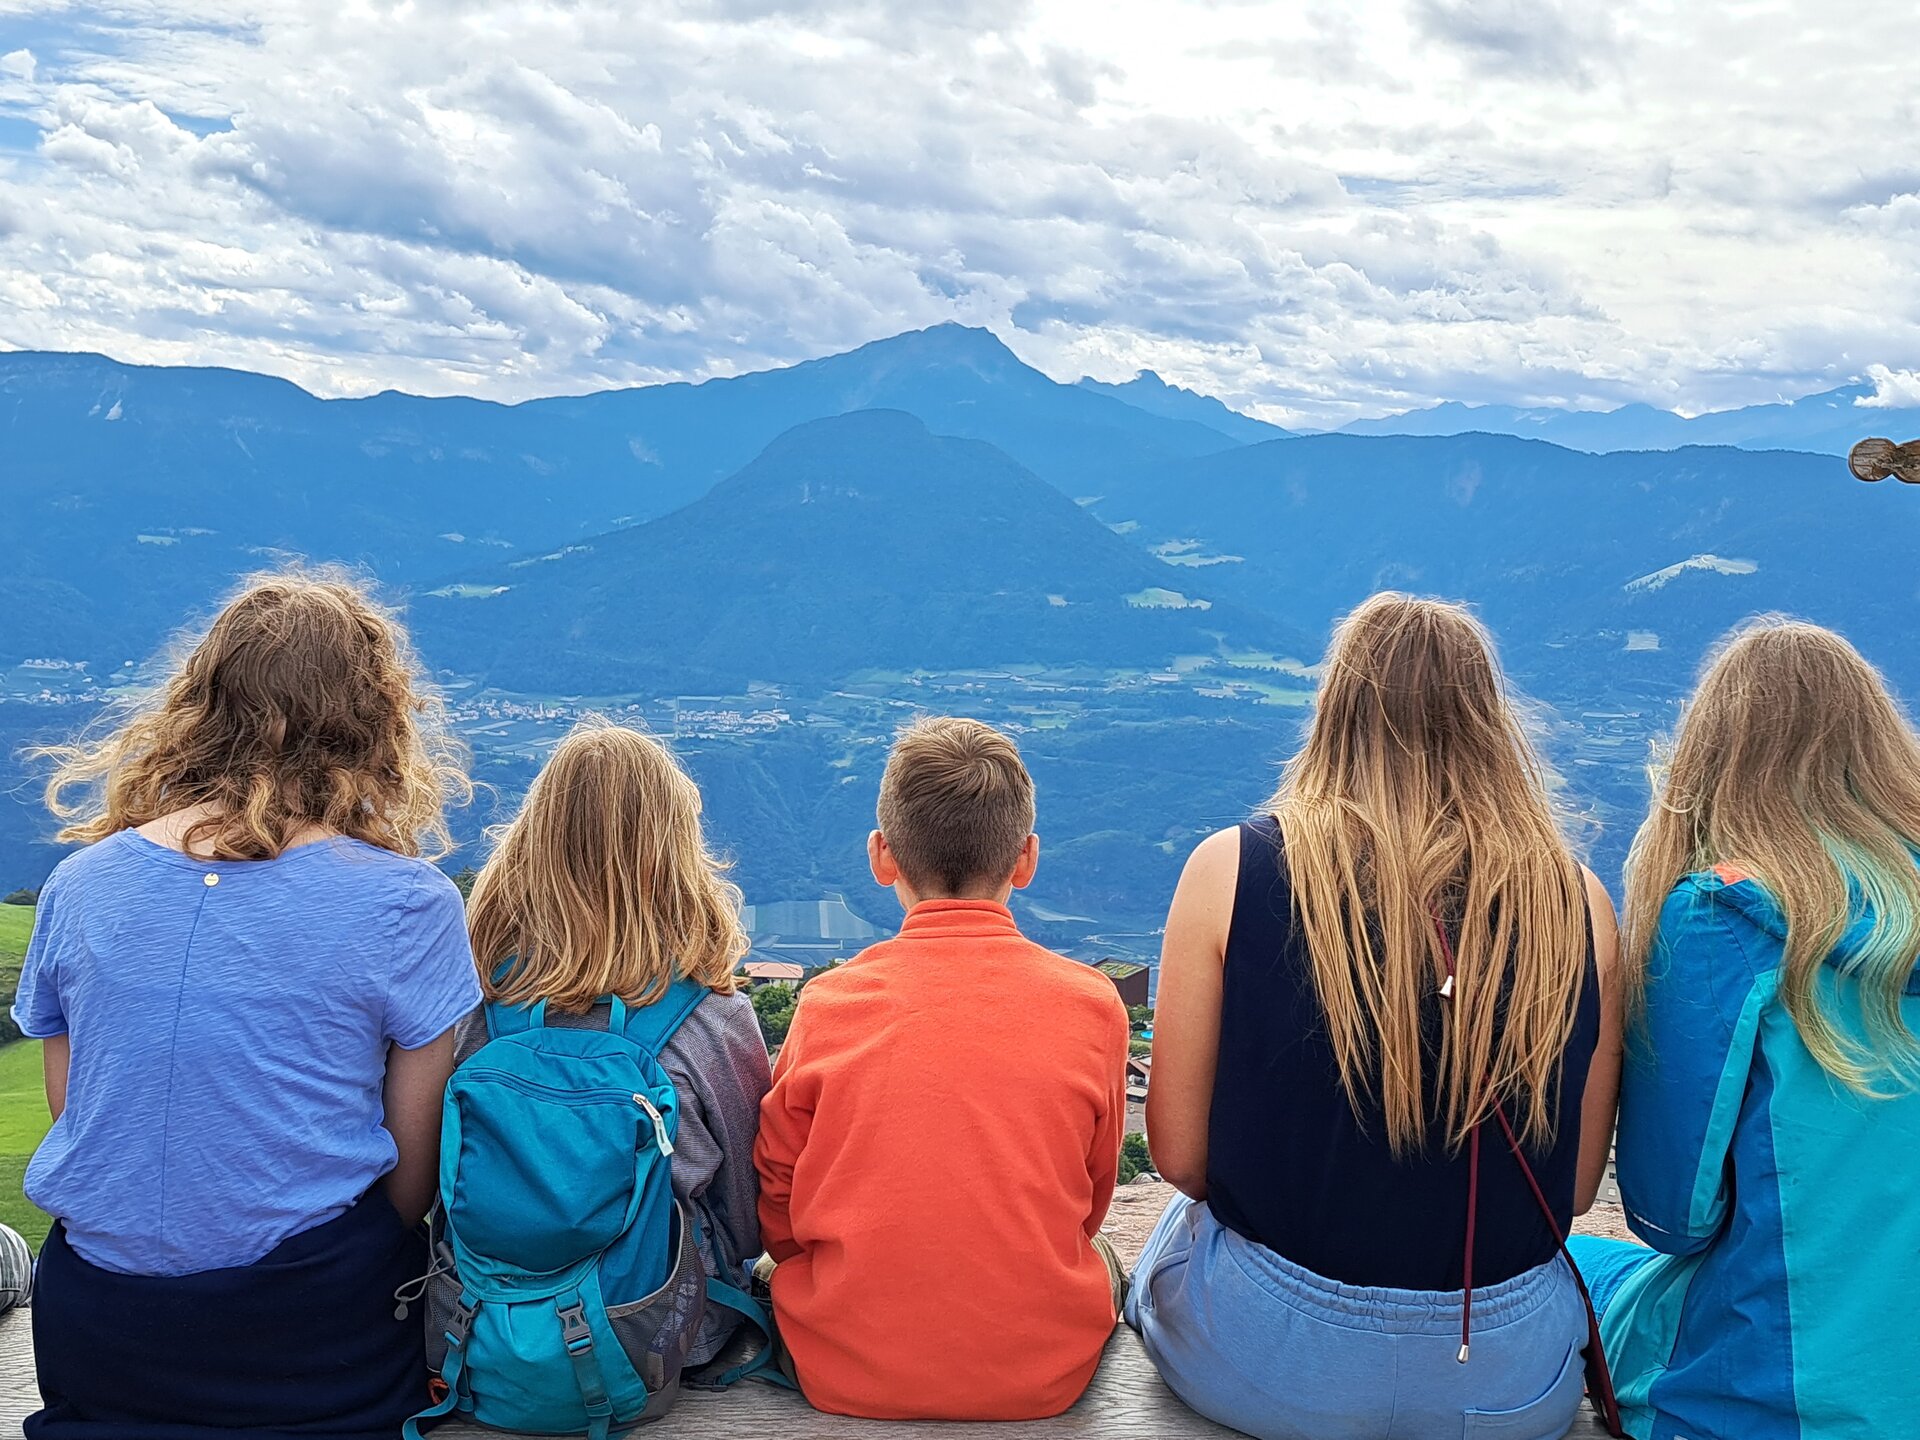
[877,717,1036,895]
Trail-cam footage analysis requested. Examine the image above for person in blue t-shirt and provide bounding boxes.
[1571,619,1920,1440]
[11,570,481,1440]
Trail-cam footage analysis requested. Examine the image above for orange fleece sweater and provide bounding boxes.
[754,899,1130,1420]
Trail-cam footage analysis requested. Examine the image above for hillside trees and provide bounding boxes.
[750,984,799,1047]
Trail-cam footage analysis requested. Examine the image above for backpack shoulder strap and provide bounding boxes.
[616,977,710,1058]
[690,1276,796,1390]
[481,957,550,1041]
[482,996,547,1040]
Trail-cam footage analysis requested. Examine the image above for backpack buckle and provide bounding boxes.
[558,1301,594,1355]
[447,1299,478,1348]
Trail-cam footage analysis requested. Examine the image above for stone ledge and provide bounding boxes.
[0,1314,1608,1438]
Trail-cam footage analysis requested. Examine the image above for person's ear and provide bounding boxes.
[1009,833,1040,890]
[869,830,899,888]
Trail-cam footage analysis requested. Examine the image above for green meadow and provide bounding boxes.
[0,904,51,1249]
[0,903,30,1009]
[0,1040,49,1249]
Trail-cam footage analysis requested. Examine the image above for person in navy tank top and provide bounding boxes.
[1127,593,1625,1440]
[14,571,480,1440]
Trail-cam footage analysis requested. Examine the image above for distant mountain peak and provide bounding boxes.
[1076,370,1285,445]
[918,319,1003,343]
[848,321,1022,367]
[1114,370,1186,396]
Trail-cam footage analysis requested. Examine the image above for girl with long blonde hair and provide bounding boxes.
[1569,619,1920,1440]
[457,720,769,1369]
[1131,593,1623,1440]
[13,570,479,1439]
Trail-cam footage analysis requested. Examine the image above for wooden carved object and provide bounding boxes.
[1849,438,1920,484]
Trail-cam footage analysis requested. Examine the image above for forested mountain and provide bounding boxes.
[413,409,1310,694]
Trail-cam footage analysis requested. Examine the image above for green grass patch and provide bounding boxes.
[1220,649,1320,676]
[0,1041,51,1250]
[0,904,32,1005]
[1243,681,1317,707]
[1124,587,1211,611]
[1158,552,1242,567]
[1,902,50,1251]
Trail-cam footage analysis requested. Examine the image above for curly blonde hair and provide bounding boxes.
[36,568,471,860]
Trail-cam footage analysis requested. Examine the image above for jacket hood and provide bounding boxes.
[1703,864,1920,996]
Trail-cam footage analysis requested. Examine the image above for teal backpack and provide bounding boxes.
[403,980,778,1439]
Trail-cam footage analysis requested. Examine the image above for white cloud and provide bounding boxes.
[1858,364,1920,410]
[0,0,1911,426]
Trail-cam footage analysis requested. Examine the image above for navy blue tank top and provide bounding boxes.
[1205,815,1599,1291]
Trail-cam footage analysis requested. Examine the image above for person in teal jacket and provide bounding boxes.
[1571,618,1920,1440]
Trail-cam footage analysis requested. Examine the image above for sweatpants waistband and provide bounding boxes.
[1213,1216,1572,1334]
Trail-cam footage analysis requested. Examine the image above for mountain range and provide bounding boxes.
[5,325,1917,931]
[1,325,1240,669]
[1335,380,1919,458]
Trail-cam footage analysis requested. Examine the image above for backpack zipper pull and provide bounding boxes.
[634,1094,674,1156]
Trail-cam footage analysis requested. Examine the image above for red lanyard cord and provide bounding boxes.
[1430,909,1627,1436]
[1434,919,1478,1362]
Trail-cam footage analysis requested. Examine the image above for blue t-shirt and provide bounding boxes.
[12,829,481,1276]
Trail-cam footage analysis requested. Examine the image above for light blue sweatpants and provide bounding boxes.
[1126,1196,1589,1440]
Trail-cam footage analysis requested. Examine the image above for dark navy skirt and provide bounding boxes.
[28,1193,430,1440]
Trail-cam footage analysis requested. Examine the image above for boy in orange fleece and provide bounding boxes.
[754,716,1130,1420]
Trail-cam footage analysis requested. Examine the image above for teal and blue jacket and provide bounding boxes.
[1602,867,1920,1440]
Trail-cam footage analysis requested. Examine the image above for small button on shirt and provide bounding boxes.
[12,830,480,1276]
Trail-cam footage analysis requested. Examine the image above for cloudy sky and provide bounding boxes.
[0,0,1914,425]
